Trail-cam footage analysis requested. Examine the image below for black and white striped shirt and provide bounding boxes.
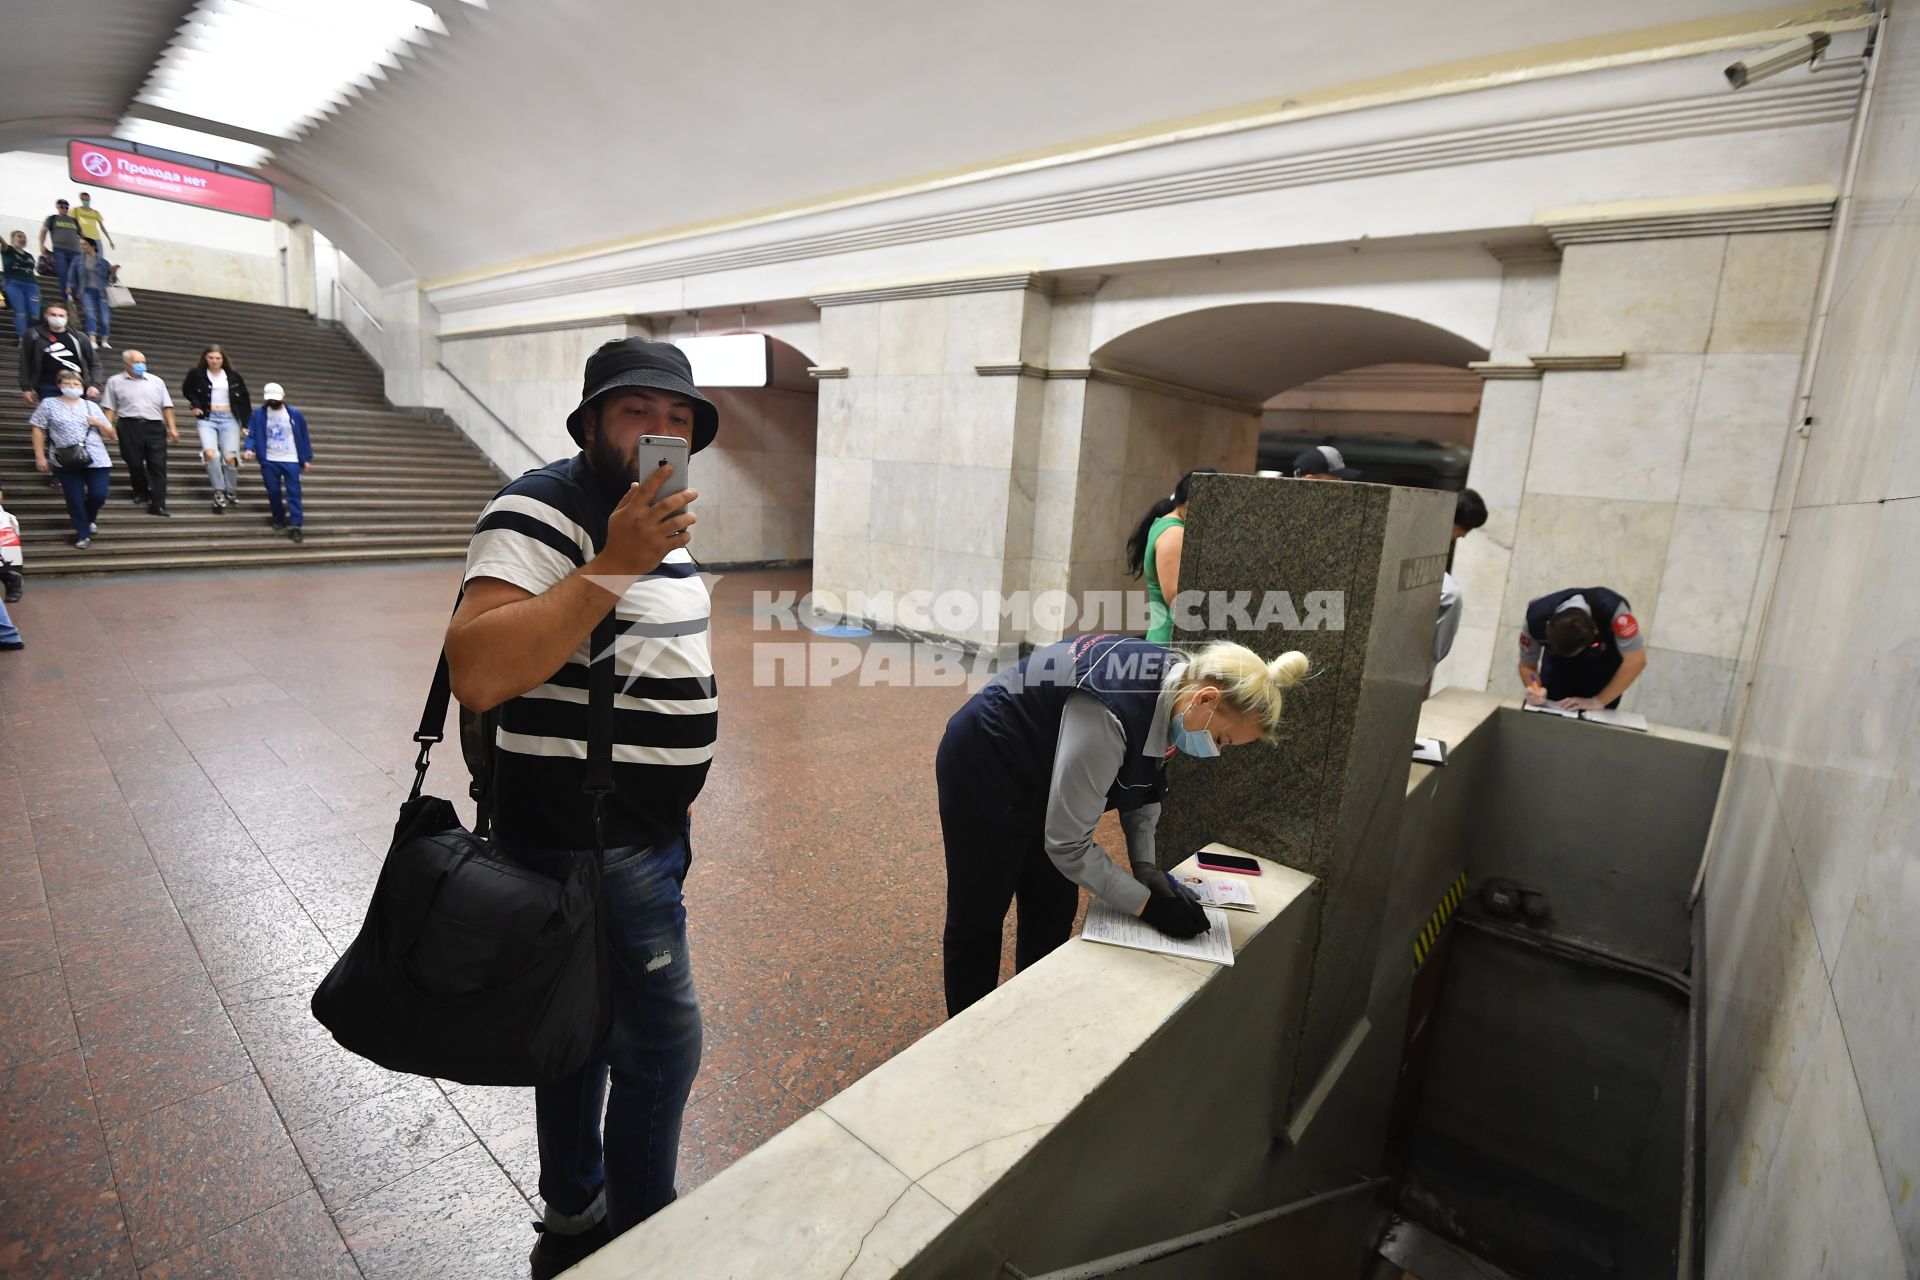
[464,455,716,851]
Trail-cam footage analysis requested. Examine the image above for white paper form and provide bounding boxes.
[1080,901,1236,966]
[1171,872,1258,911]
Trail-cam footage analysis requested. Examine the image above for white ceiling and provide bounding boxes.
[0,0,1808,282]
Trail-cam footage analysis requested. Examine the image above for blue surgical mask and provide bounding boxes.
[130,362,147,378]
[1172,702,1220,758]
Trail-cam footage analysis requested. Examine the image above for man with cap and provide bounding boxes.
[39,199,87,302]
[442,337,714,1280]
[1292,445,1361,480]
[1516,586,1648,711]
[243,382,312,541]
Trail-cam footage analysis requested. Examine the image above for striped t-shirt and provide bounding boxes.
[463,454,716,851]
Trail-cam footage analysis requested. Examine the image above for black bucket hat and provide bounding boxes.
[566,337,719,452]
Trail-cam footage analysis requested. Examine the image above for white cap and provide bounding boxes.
[263,382,285,400]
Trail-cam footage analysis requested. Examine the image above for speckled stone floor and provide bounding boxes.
[0,560,1117,1279]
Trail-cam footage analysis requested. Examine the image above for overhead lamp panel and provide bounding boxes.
[113,117,274,169]
[132,0,478,143]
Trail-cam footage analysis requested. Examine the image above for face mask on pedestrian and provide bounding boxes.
[130,362,147,378]
[1172,699,1221,758]
[59,384,82,399]
[47,315,66,333]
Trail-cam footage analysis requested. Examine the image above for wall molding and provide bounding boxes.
[430,72,1860,316]
[1541,187,1838,244]
[973,359,1260,412]
[806,366,850,379]
[809,273,1044,307]
[441,313,637,341]
[1529,353,1628,371]
[1468,361,1545,380]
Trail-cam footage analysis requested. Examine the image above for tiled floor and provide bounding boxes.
[0,561,1082,1279]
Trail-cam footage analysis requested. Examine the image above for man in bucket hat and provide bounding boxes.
[443,337,716,1278]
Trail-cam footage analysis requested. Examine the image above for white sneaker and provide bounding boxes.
[98,339,111,349]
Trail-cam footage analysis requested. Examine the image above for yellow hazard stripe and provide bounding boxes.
[1412,872,1471,973]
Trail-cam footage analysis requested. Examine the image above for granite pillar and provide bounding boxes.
[1156,472,1454,1109]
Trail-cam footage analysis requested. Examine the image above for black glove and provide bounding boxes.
[1134,866,1201,905]
[1140,889,1210,939]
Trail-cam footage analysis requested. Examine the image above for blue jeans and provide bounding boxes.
[0,596,19,646]
[52,248,83,298]
[55,466,110,540]
[511,830,701,1234]
[81,287,109,341]
[260,460,303,526]
[3,278,39,339]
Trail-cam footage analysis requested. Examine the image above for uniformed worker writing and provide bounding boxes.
[936,632,1309,1016]
[1516,586,1647,711]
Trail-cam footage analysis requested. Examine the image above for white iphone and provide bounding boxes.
[638,435,690,501]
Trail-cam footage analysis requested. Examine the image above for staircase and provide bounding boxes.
[2,280,507,574]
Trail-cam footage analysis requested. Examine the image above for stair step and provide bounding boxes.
[12,280,507,576]
[27,545,467,574]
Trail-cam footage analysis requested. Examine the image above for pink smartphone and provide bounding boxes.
[1196,852,1261,876]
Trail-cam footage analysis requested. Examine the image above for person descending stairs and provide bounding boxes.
[2,278,505,574]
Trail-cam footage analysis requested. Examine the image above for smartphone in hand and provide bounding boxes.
[638,435,690,501]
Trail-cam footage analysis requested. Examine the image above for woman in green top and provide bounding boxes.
[1127,468,1215,644]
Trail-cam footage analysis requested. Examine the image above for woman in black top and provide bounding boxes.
[181,346,253,513]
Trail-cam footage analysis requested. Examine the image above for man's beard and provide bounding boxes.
[584,430,636,504]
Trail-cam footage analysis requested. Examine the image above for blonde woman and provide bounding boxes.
[936,632,1309,1015]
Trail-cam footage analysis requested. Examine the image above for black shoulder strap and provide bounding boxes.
[410,603,621,852]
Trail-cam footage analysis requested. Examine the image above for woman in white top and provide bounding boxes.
[29,368,118,548]
[181,345,253,513]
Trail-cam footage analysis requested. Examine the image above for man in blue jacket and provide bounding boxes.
[244,381,313,543]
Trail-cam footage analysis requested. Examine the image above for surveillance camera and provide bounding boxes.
[1726,31,1830,88]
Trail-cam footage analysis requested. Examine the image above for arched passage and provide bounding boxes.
[681,334,820,566]
[1058,301,1488,610]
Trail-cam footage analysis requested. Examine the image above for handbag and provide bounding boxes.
[51,429,95,472]
[311,612,618,1086]
[105,284,134,308]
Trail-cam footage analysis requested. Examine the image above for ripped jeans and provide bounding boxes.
[507,830,702,1235]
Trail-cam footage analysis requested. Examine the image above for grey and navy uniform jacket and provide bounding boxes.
[1518,586,1645,702]
[950,633,1189,916]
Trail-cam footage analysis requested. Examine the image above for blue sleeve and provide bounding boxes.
[293,409,313,462]
[244,409,262,455]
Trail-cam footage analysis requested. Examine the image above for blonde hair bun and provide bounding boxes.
[1182,642,1312,741]
[1268,651,1310,688]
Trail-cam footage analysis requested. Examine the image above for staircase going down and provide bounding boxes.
[2,281,506,575]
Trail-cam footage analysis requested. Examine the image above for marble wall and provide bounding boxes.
[438,325,817,564]
[1702,8,1920,1275]
[1059,378,1263,615]
[1442,233,1821,736]
[813,286,1050,645]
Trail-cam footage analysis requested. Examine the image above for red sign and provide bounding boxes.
[68,141,274,220]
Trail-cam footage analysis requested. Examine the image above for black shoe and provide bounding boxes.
[288,527,304,544]
[529,1219,612,1280]
[149,505,171,517]
[212,498,225,514]
[268,516,284,530]
[0,641,22,652]
[3,594,19,605]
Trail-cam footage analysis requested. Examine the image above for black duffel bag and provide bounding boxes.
[312,615,618,1086]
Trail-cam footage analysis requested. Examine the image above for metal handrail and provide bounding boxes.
[1012,1177,1388,1279]
[332,278,385,333]
[434,360,547,466]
